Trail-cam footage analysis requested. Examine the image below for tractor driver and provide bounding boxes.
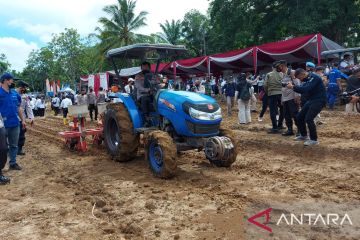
[135,61,154,126]
[135,62,167,126]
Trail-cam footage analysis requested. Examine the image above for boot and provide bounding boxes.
[17,147,25,156]
[0,173,10,185]
[282,130,294,136]
[63,118,68,125]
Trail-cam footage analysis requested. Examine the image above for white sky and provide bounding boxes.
[0,0,210,71]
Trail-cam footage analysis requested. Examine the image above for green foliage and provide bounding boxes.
[158,20,183,45]
[182,10,210,57]
[94,0,148,53]
[0,53,11,74]
[208,0,360,53]
[18,0,360,90]
[21,29,102,91]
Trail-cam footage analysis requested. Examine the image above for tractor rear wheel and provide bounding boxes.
[145,131,177,178]
[104,103,139,162]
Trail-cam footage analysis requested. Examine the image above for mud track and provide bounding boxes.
[0,107,359,239]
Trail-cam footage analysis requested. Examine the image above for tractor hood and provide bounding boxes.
[158,90,217,105]
[157,90,222,137]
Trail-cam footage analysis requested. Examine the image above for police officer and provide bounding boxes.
[0,73,26,171]
[286,68,327,146]
[16,80,34,155]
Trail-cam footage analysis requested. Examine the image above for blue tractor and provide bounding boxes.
[103,44,238,178]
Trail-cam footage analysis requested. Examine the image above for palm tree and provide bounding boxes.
[158,20,183,45]
[94,0,148,52]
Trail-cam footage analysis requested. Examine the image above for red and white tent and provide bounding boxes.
[168,33,343,76]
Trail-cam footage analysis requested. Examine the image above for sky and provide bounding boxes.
[0,0,210,71]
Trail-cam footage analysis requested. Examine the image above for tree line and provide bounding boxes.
[1,0,359,91]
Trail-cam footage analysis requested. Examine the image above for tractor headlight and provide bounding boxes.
[189,107,222,121]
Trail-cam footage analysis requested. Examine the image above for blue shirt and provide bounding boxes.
[328,68,348,84]
[0,87,21,128]
[294,73,327,103]
[222,82,236,97]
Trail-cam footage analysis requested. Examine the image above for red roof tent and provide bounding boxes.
[168,33,343,76]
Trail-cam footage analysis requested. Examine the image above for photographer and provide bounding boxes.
[345,68,360,113]
[287,68,327,146]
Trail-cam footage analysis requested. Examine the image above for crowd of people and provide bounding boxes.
[0,72,110,184]
[0,54,359,185]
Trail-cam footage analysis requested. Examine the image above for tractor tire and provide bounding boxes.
[145,130,177,179]
[208,127,239,167]
[104,103,139,162]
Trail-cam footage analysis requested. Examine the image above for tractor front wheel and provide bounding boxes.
[207,128,239,167]
[145,131,177,179]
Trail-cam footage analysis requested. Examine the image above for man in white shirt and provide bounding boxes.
[52,95,61,116]
[60,96,72,125]
[16,81,34,156]
[125,78,135,96]
[35,96,46,117]
[340,53,353,70]
[76,89,88,106]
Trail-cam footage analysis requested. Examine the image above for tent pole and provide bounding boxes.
[316,33,322,65]
[252,47,258,74]
[173,62,177,81]
[207,57,211,76]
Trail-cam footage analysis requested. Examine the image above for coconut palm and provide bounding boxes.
[95,0,148,52]
[158,20,183,45]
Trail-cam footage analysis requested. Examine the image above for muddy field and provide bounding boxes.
[0,103,359,240]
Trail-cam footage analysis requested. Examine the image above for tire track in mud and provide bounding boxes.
[26,132,246,240]
[22,111,360,239]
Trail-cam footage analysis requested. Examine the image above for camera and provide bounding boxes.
[281,82,288,87]
[340,88,360,105]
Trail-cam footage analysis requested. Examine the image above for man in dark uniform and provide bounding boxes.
[16,80,34,155]
[287,68,327,146]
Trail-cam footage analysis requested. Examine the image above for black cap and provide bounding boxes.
[278,60,287,65]
[273,61,281,68]
[17,80,30,88]
[315,66,325,71]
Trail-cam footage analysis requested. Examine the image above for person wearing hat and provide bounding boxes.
[286,68,327,146]
[264,61,285,133]
[306,62,316,73]
[16,80,34,156]
[125,78,135,94]
[0,73,26,172]
[327,63,348,110]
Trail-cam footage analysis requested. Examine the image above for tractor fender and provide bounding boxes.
[111,93,143,130]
